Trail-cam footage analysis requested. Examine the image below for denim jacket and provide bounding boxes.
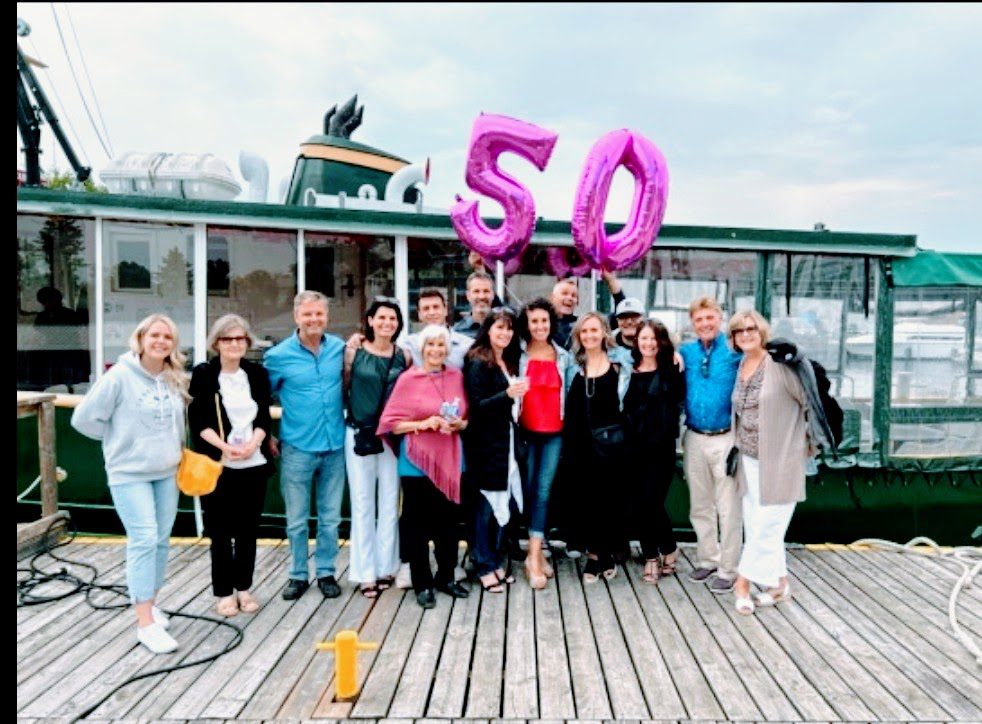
[518,340,574,420]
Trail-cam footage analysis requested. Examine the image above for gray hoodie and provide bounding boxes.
[71,351,185,485]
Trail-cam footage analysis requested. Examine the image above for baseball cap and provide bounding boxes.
[615,297,644,317]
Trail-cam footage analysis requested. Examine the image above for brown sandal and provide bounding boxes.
[360,584,380,599]
[660,550,679,577]
[216,595,239,617]
[642,558,660,584]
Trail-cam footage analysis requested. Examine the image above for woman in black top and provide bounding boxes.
[188,314,274,617]
[623,320,685,584]
[562,312,632,583]
[463,307,528,593]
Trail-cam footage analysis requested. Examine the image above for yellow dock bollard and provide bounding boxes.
[315,629,378,700]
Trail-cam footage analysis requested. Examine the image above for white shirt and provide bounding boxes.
[218,369,267,470]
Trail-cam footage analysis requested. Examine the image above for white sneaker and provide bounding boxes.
[137,622,178,654]
[395,561,413,589]
[152,605,170,629]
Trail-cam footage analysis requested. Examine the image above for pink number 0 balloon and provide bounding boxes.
[451,114,558,262]
[571,129,669,271]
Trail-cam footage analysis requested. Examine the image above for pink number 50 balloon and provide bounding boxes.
[571,129,669,271]
[451,114,558,262]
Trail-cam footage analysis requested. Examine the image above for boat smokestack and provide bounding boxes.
[239,150,269,202]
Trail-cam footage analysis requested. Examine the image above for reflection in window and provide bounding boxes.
[103,221,194,367]
[890,421,982,459]
[17,214,95,392]
[305,232,395,341]
[406,237,471,328]
[206,226,297,361]
[890,289,971,404]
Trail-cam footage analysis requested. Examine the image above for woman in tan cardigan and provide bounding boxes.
[728,310,811,615]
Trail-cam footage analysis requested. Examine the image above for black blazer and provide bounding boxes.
[188,357,274,476]
[463,358,523,492]
[623,362,686,447]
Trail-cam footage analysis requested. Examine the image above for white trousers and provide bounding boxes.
[344,427,400,584]
[737,455,796,589]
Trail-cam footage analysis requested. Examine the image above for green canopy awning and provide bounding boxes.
[892,249,982,288]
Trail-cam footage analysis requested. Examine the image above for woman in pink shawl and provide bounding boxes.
[376,324,470,609]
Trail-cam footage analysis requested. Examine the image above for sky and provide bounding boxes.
[15,3,982,253]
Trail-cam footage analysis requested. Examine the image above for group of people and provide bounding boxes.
[71,266,817,655]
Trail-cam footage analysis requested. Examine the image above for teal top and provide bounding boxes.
[348,346,408,426]
[397,436,466,477]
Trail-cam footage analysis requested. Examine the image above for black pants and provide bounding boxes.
[401,475,460,592]
[634,442,678,559]
[201,464,269,596]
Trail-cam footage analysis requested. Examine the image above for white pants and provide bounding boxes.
[737,455,795,589]
[344,427,400,584]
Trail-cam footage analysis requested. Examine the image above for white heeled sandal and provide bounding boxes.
[754,580,792,607]
[734,593,755,615]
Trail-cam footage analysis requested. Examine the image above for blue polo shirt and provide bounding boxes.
[680,333,742,433]
[264,331,346,453]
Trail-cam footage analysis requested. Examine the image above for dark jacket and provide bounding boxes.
[765,337,836,455]
[624,362,686,448]
[462,358,524,492]
[188,357,275,476]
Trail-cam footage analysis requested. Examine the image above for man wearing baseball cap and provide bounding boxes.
[613,297,645,352]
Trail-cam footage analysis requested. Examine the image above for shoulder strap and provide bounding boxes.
[214,393,224,441]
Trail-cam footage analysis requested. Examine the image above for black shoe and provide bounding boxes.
[282,578,309,600]
[416,588,436,609]
[435,580,470,599]
[318,575,341,598]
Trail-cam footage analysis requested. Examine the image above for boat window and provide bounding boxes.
[406,237,472,327]
[304,232,395,341]
[890,289,971,404]
[974,299,982,373]
[17,214,96,394]
[206,226,297,361]
[889,421,982,459]
[102,220,195,369]
[771,254,877,452]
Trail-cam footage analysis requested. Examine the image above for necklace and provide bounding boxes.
[427,370,447,401]
[585,376,595,399]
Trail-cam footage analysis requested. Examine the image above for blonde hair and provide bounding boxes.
[207,313,255,353]
[570,312,615,367]
[727,309,771,350]
[128,314,189,400]
[688,295,722,318]
[293,290,329,312]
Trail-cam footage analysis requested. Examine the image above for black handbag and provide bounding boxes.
[585,365,627,459]
[726,445,739,476]
[348,349,397,457]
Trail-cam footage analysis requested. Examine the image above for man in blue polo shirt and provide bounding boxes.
[265,290,346,601]
[679,296,743,594]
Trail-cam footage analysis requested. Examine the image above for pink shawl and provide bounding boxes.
[376,366,469,503]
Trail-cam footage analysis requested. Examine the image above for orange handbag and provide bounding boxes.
[176,394,223,496]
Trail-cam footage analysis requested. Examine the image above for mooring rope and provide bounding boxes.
[851,536,982,667]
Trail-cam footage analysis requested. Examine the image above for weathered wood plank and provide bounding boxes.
[313,581,406,718]
[552,554,612,720]
[386,590,454,717]
[787,552,962,720]
[462,581,507,718]
[796,550,982,713]
[531,571,575,720]
[581,566,648,719]
[655,559,760,721]
[104,542,289,720]
[503,575,538,719]
[677,549,801,721]
[350,592,424,719]
[424,582,480,718]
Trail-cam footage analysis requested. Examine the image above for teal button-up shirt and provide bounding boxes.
[680,333,742,432]
[264,331,345,453]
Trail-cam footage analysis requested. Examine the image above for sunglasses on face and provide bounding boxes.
[733,325,759,336]
[700,352,711,378]
[491,305,516,316]
[218,336,248,344]
[373,295,400,305]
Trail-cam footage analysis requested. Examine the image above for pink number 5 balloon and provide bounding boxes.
[571,129,669,271]
[451,114,558,262]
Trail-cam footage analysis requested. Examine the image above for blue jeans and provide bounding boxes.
[522,431,563,539]
[279,442,346,581]
[472,495,507,576]
[109,477,179,603]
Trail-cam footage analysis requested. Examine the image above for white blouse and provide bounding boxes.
[218,368,267,470]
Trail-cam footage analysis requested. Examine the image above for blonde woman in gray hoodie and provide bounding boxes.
[71,314,189,654]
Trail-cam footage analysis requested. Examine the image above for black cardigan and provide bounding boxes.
[188,357,275,476]
[462,358,523,492]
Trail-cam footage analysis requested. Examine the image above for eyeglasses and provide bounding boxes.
[733,325,759,336]
[218,336,249,344]
[491,305,516,316]
[373,295,400,304]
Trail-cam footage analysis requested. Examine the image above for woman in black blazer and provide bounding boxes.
[463,307,528,594]
[188,314,274,617]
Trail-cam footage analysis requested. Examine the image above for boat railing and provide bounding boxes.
[17,391,69,558]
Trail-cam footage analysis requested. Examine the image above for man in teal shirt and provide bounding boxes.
[679,296,743,593]
[265,291,346,600]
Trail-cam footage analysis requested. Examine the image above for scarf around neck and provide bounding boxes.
[376,366,469,503]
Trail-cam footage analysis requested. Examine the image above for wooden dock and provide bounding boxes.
[16,538,982,723]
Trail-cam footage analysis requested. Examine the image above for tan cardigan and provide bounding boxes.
[733,355,811,506]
